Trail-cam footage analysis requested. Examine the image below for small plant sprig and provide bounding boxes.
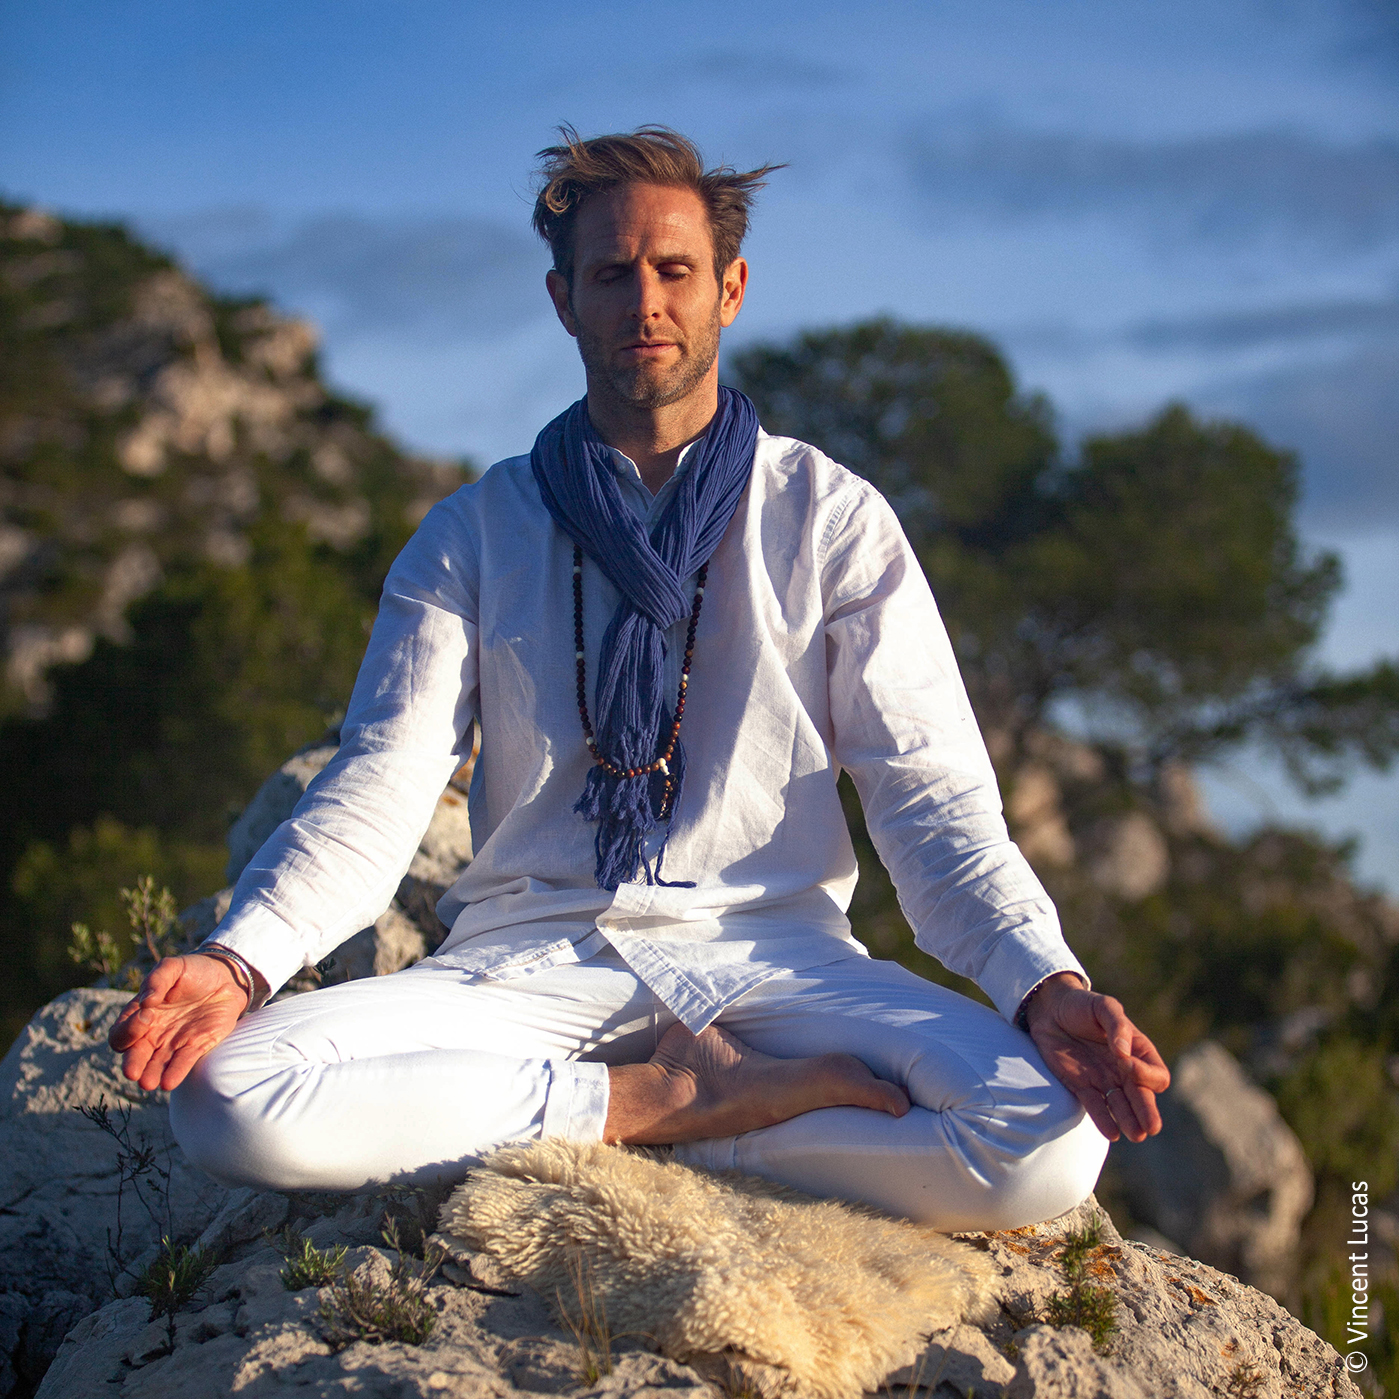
[69,875,185,989]
[556,1251,613,1385]
[138,1238,220,1351]
[125,875,182,962]
[318,1218,445,1349]
[1043,1219,1119,1354]
[78,1096,177,1295]
[68,922,132,982]
[278,1229,349,1291]
[1223,1361,1265,1398]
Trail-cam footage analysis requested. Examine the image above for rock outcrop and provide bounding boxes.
[0,986,1363,1398]
[1111,1041,1314,1302]
[0,990,229,1390]
[216,732,475,981]
[0,202,464,716]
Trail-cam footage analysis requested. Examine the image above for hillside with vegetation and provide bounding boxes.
[2,212,1398,1383]
[0,203,467,1040]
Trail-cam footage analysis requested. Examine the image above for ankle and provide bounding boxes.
[603,1061,694,1145]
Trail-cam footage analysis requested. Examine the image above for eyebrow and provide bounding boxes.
[585,245,700,269]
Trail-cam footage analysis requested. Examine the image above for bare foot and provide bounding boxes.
[603,1023,911,1145]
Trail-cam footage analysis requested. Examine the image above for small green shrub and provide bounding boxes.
[1043,1219,1119,1354]
[1223,1362,1265,1398]
[67,873,186,988]
[138,1237,220,1348]
[278,1230,348,1290]
[318,1219,444,1349]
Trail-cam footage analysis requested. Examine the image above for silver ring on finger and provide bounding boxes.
[1104,1087,1126,1100]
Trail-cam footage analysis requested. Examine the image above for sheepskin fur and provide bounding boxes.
[440,1139,998,1399]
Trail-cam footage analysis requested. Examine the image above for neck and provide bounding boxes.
[585,373,719,495]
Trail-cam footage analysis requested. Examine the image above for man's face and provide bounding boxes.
[546,183,746,410]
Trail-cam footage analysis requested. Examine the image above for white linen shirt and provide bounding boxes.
[209,429,1087,1032]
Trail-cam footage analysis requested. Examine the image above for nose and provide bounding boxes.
[628,265,665,323]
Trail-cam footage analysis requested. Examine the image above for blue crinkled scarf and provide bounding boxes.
[530,388,758,890]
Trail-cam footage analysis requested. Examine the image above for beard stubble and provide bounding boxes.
[573,296,723,410]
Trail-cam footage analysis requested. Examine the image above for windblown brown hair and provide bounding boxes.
[532,125,782,284]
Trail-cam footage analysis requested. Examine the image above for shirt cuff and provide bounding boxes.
[975,926,1090,1025]
[199,902,314,1001]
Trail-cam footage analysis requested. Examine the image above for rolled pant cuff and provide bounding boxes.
[541,1059,610,1142]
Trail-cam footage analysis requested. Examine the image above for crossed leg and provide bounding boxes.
[171,950,1105,1231]
[688,957,1107,1231]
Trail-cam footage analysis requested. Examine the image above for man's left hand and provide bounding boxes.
[1023,973,1170,1143]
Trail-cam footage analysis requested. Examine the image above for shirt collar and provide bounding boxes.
[605,436,702,500]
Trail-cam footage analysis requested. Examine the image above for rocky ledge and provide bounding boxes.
[0,988,1361,1399]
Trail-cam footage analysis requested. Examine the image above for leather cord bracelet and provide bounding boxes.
[194,944,268,1014]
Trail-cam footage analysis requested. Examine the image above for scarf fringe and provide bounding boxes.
[574,743,693,891]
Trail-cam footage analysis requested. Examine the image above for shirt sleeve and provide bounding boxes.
[821,480,1088,1022]
[205,496,480,996]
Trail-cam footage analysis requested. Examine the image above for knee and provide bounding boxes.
[948,1099,1108,1232]
[886,1083,1107,1233]
[985,1109,1108,1230]
[170,1053,311,1192]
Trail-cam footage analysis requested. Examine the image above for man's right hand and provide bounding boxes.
[108,955,249,1092]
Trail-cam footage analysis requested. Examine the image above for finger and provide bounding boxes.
[137,958,187,1005]
[120,1033,156,1084]
[1092,996,1135,1060]
[138,1049,173,1093]
[1102,1084,1148,1142]
[1078,1086,1121,1142]
[1121,1080,1162,1138]
[160,1038,215,1092]
[1129,1035,1171,1092]
[131,1017,184,1091]
[108,990,156,1048]
[1129,1054,1171,1094]
[108,1009,143,1052]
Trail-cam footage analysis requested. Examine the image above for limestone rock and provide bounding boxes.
[0,991,238,1389]
[1006,1326,1146,1398]
[1083,812,1170,902]
[224,741,340,883]
[17,1291,89,1390]
[0,990,230,1316]
[179,887,234,946]
[195,1187,289,1255]
[222,735,472,955]
[0,986,1358,1399]
[982,1201,1357,1398]
[887,1323,1017,1393]
[0,1294,25,1396]
[1008,761,1077,869]
[318,904,428,984]
[397,783,474,940]
[30,1176,1361,1399]
[1111,1041,1313,1298]
[1,210,465,718]
[37,1239,712,1399]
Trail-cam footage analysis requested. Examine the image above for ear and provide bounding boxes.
[718,258,748,328]
[546,269,577,337]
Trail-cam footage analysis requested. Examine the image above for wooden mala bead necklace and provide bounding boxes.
[572,544,706,819]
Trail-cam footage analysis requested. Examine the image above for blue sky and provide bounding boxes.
[3,0,1398,887]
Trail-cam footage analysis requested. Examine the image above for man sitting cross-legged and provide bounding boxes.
[111,126,1168,1232]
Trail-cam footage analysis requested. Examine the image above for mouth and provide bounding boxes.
[618,340,677,358]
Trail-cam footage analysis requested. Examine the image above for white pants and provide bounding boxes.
[171,952,1107,1232]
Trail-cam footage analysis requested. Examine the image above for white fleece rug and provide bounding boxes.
[440,1139,998,1399]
